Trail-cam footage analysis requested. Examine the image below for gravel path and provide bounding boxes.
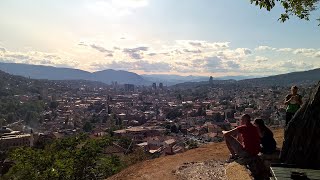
[174,160,226,180]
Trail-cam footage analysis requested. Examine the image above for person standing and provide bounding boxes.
[284,86,303,126]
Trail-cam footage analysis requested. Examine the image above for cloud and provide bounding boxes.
[123,46,149,59]
[5,54,30,60]
[255,56,268,63]
[189,42,203,47]
[191,56,224,72]
[183,49,202,53]
[255,46,276,51]
[78,42,87,47]
[277,48,293,52]
[314,51,320,58]
[0,47,6,53]
[293,48,316,54]
[292,48,320,58]
[177,40,230,49]
[236,48,252,55]
[0,48,79,68]
[148,53,157,56]
[226,61,240,69]
[278,60,314,71]
[91,60,172,72]
[90,44,114,54]
[175,62,189,66]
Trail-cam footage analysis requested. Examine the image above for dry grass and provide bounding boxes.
[108,129,284,180]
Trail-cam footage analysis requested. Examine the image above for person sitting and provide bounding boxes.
[254,119,277,154]
[223,114,261,162]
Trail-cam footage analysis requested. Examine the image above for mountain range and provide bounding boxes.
[142,74,258,85]
[0,62,319,86]
[0,63,148,85]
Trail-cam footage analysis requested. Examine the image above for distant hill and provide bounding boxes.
[93,69,147,85]
[240,68,320,86]
[0,70,44,96]
[0,63,149,85]
[0,69,109,97]
[173,68,320,88]
[142,74,257,86]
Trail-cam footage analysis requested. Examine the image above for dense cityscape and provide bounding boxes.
[1,0,320,179]
[0,69,315,178]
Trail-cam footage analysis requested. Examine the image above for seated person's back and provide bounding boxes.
[254,119,277,154]
[237,123,261,156]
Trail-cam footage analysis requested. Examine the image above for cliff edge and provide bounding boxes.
[108,129,284,180]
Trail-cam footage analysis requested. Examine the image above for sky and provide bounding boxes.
[0,0,320,77]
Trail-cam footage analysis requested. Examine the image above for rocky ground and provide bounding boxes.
[174,160,226,180]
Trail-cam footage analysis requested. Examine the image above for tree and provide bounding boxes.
[83,122,93,132]
[170,124,179,133]
[3,135,124,180]
[49,101,59,109]
[250,0,320,25]
[166,108,183,120]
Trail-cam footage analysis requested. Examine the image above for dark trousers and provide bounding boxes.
[286,112,295,126]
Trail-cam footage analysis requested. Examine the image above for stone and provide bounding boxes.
[280,82,320,169]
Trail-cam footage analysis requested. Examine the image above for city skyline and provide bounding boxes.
[0,0,320,77]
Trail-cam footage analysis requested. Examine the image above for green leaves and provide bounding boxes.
[4,135,125,180]
[250,0,320,25]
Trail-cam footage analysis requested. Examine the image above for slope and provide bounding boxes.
[108,129,284,180]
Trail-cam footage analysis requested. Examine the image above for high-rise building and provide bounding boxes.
[209,76,213,85]
[152,83,157,90]
[124,84,135,92]
[41,88,48,100]
[159,83,164,89]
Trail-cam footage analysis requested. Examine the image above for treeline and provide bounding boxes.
[2,134,150,180]
[0,97,45,127]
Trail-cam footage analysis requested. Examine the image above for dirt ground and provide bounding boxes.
[108,129,284,180]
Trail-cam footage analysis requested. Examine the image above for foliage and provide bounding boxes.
[250,0,320,25]
[83,121,93,132]
[166,108,183,120]
[170,124,179,133]
[186,140,199,149]
[0,98,45,126]
[122,148,152,166]
[49,101,59,109]
[3,135,126,180]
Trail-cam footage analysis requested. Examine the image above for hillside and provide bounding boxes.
[239,68,320,86]
[173,68,320,88]
[0,69,44,96]
[0,62,149,85]
[108,129,284,180]
[143,74,258,86]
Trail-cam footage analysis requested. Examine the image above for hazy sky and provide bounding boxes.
[0,0,319,76]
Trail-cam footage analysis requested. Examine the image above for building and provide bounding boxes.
[159,83,164,89]
[41,88,48,100]
[152,83,157,90]
[124,84,135,92]
[0,127,33,151]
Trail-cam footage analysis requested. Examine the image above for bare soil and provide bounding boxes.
[108,129,284,180]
